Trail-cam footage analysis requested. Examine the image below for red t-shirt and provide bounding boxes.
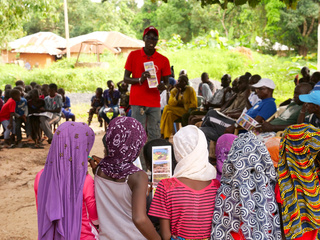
[125,48,171,108]
[0,98,16,122]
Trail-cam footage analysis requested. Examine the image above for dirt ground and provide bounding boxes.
[0,121,105,240]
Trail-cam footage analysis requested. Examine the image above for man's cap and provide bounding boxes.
[299,90,320,106]
[251,78,275,89]
[143,26,159,37]
[313,81,320,91]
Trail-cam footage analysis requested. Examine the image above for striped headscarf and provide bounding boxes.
[278,124,320,239]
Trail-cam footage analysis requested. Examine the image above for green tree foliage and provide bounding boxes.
[0,0,58,46]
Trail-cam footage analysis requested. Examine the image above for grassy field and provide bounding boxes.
[0,47,316,104]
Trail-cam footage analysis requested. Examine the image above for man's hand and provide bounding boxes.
[140,71,151,83]
[225,125,235,134]
[21,115,27,122]
[7,123,12,130]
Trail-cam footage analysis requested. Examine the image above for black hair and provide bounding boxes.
[201,72,209,81]
[0,89,2,97]
[178,75,189,85]
[25,85,32,93]
[15,80,24,87]
[311,72,320,83]
[170,66,175,78]
[96,87,103,94]
[10,89,20,98]
[29,89,39,99]
[4,89,11,101]
[30,82,37,88]
[107,80,113,85]
[5,84,12,90]
[143,139,176,174]
[49,83,58,91]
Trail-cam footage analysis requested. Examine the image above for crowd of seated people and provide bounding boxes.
[2,66,320,240]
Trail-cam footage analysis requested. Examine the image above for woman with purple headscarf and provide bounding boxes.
[34,122,98,240]
[95,116,161,240]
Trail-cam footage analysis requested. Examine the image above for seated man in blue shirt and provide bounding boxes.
[200,78,277,148]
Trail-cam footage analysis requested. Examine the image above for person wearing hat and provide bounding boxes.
[298,87,320,128]
[124,26,171,141]
[200,78,277,148]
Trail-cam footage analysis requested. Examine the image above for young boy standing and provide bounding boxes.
[0,89,21,146]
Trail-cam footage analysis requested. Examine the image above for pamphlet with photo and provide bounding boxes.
[144,61,158,88]
[152,145,172,195]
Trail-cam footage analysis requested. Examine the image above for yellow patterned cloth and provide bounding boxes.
[278,124,320,239]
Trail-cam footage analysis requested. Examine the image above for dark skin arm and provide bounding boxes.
[7,113,15,130]
[124,70,169,89]
[127,171,161,240]
[225,115,266,134]
[159,218,171,240]
[256,121,290,133]
[297,103,307,124]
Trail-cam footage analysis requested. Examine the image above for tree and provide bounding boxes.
[0,0,60,47]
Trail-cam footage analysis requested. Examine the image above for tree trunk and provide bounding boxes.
[298,45,308,56]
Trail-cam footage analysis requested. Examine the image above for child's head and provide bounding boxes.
[30,89,39,100]
[30,81,37,89]
[13,86,23,97]
[41,84,49,96]
[107,80,114,90]
[4,89,11,101]
[48,83,58,97]
[201,72,209,83]
[5,84,12,91]
[299,90,320,114]
[143,139,176,173]
[15,80,25,89]
[96,87,103,97]
[120,82,128,92]
[25,85,32,93]
[57,88,65,96]
[10,89,21,102]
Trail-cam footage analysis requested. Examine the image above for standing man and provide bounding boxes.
[124,26,171,140]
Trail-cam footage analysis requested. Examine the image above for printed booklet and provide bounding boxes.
[144,61,158,88]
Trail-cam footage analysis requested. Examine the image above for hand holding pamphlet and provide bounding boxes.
[144,61,158,88]
[236,112,260,134]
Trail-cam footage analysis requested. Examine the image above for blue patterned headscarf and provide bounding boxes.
[211,132,281,240]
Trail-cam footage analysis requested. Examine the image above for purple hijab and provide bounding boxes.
[37,122,95,240]
[98,117,147,179]
[215,134,237,181]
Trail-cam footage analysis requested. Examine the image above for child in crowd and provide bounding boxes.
[40,83,63,144]
[57,88,75,121]
[4,89,11,103]
[28,89,45,148]
[88,87,104,127]
[13,86,28,147]
[30,81,37,89]
[35,122,98,239]
[99,80,120,127]
[40,84,49,99]
[0,89,21,146]
[149,125,219,240]
[117,80,131,116]
[95,117,161,240]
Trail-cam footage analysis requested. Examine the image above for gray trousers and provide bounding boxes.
[131,105,161,141]
[39,114,61,140]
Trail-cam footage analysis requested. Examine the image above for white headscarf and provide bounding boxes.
[173,125,216,181]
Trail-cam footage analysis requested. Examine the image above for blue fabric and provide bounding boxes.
[91,95,104,108]
[15,97,27,116]
[63,96,71,108]
[246,97,276,120]
[169,77,176,86]
[103,89,120,108]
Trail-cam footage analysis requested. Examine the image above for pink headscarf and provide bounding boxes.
[215,134,238,181]
[37,122,95,240]
[98,117,147,179]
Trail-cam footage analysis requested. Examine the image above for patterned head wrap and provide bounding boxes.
[265,137,281,168]
[37,122,95,240]
[215,134,238,181]
[211,131,281,240]
[278,124,320,239]
[98,117,147,179]
[173,125,216,181]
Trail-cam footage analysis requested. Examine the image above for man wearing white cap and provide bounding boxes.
[200,78,277,148]
[298,87,320,128]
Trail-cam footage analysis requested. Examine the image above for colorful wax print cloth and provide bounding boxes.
[278,124,320,239]
[211,131,281,240]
